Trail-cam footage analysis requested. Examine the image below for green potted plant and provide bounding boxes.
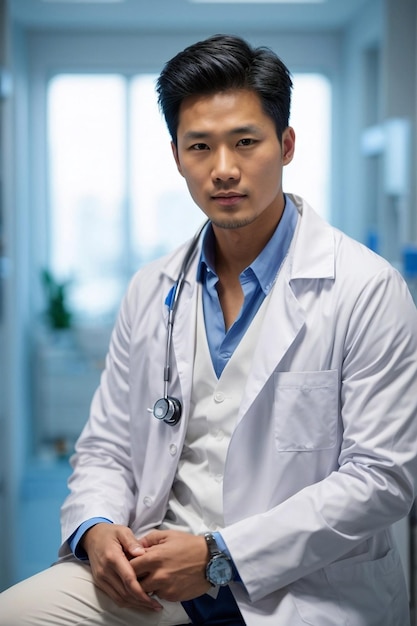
[41,269,72,330]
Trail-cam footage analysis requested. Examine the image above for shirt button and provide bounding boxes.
[214,474,223,483]
[214,392,225,403]
[169,444,177,456]
[143,496,153,507]
[214,429,224,441]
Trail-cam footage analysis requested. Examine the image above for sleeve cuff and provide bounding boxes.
[68,518,113,560]
[213,531,242,583]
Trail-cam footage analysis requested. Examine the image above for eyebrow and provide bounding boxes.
[182,125,262,141]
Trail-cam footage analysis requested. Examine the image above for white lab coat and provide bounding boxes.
[60,195,417,625]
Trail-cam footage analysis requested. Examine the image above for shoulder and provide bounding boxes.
[292,194,401,284]
[122,238,197,315]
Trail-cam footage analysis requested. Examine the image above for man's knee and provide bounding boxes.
[0,561,90,626]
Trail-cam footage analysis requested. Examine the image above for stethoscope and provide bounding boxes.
[152,219,210,426]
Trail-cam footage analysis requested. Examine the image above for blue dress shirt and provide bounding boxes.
[198,195,298,378]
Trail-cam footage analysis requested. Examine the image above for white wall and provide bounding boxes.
[1,20,33,588]
[340,0,417,261]
[336,0,384,241]
[0,0,9,593]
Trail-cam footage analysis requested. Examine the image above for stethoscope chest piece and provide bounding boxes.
[153,396,182,426]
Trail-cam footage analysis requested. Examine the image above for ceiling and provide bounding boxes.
[9,0,374,32]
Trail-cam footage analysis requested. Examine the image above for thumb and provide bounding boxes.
[119,527,146,558]
[128,543,146,557]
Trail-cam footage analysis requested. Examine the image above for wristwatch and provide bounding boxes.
[204,532,233,586]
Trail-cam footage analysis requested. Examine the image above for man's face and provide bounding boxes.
[172,89,295,231]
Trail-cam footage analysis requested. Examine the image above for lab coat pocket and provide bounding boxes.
[273,370,338,451]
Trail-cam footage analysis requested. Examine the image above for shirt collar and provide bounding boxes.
[197,195,298,294]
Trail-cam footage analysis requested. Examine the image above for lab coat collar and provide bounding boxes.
[287,193,335,282]
[161,229,204,286]
[161,195,335,286]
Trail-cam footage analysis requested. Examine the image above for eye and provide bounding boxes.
[237,138,256,147]
[190,143,209,151]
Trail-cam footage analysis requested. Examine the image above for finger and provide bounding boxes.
[117,526,147,558]
[136,572,157,596]
[111,558,162,610]
[91,545,158,610]
[130,552,156,582]
[123,577,163,611]
[139,529,166,548]
[99,568,162,611]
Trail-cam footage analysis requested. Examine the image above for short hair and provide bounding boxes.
[156,34,293,146]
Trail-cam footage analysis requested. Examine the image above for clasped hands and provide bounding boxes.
[81,523,212,612]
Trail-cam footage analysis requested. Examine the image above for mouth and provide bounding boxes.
[211,192,246,206]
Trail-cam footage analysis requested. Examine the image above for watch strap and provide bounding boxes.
[204,532,222,558]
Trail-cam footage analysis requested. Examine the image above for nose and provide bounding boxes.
[211,147,240,182]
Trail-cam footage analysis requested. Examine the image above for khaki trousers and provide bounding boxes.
[0,559,191,626]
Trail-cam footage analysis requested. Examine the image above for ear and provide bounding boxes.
[171,141,184,177]
[281,126,295,166]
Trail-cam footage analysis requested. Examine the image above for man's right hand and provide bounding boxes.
[81,523,163,612]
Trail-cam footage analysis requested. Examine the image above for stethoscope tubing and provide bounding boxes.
[154,219,210,424]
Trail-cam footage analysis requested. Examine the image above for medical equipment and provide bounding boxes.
[152,220,209,425]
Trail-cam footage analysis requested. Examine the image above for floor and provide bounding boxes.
[410,503,417,625]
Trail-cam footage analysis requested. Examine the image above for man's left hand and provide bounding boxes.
[131,529,212,602]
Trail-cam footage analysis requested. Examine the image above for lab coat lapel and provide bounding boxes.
[238,196,335,421]
[238,273,305,420]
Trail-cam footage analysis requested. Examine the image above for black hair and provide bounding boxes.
[156,34,292,146]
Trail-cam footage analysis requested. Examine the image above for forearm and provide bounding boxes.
[221,455,414,603]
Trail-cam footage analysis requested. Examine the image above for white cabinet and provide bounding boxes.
[33,326,111,456]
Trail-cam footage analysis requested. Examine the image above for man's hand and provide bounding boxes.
[81,523,163,612]
[131,529,212,602]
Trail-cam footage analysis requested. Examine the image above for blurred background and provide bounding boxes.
[0,0,416,613]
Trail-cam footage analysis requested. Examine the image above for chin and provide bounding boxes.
[210,215,256,230]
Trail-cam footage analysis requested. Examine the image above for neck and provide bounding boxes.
[213,206,284,277]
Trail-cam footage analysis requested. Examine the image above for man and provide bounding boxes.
[1,33,417,626]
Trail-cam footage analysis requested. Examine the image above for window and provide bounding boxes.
[130,75,202,261]
[48,75,127,318]
[286,73,331,218]
[47,72,331,320]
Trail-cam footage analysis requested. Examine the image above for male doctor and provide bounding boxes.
[1,34,417,626]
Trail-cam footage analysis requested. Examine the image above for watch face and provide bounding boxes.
[207,555,233,586]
